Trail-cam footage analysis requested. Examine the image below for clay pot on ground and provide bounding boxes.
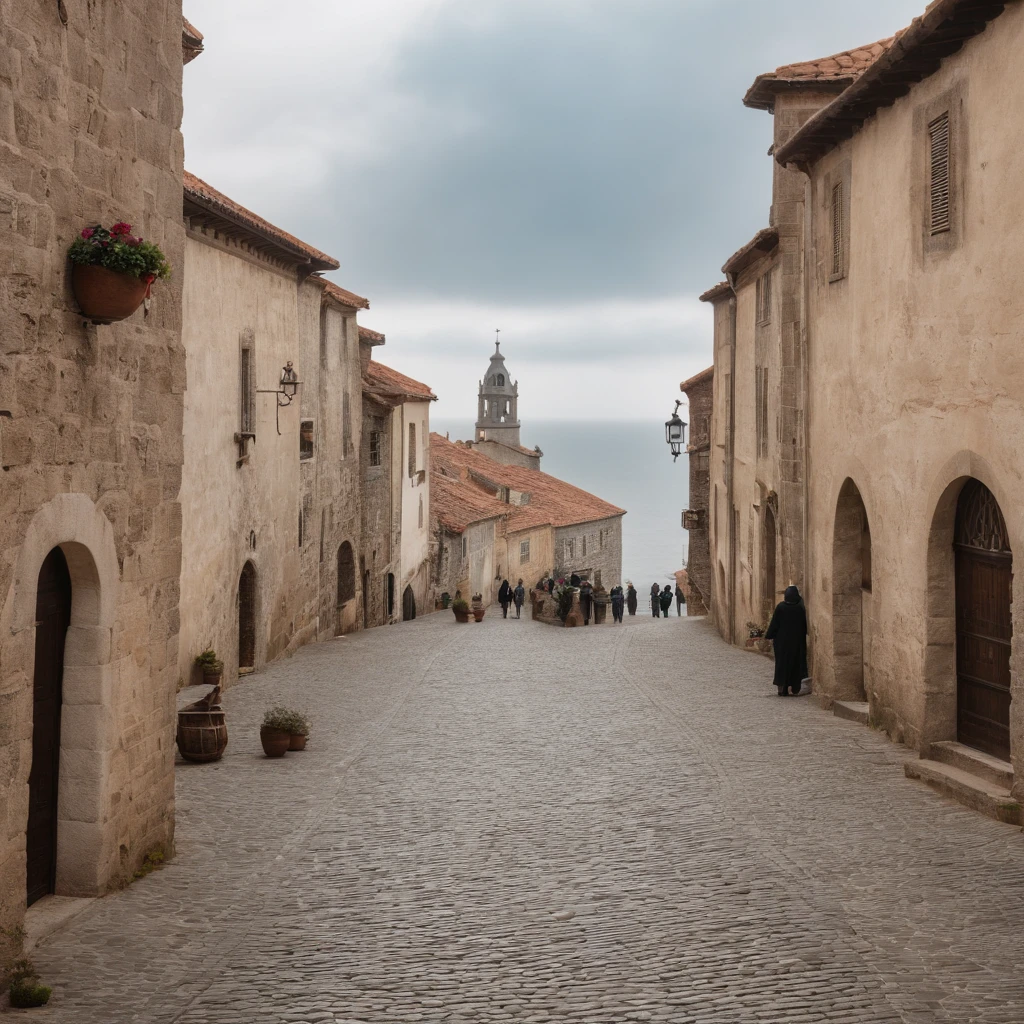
[472,607,486,622]
[202,664,223,688]
[289,733,308,751]
[176,710,228,763]
[260,727,290,758]
[71,264,149,324]
[452,607,470,623]
[471,595,485,622]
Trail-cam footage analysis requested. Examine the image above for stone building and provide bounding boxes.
[470,344,542,470]
[0,2,190,943]
[178,174,368,687]
[705,0,1024,816]
[360,354,436,624]
[680,366,713,616]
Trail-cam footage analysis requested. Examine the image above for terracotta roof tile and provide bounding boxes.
[430,433,624,535]
[363,361,436,402]
[182,17,204,64]
[699,281,733,304]
[183,170,339,271]
[431,470,508,533]
[680,366,714,392]
[323,280,369,310]
[744,37,896,110]
[358,325,385,345]
[777,0,1007,166]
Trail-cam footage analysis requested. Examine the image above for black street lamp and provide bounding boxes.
[665,400,687,462]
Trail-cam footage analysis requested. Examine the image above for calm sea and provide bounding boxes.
[433,419,689,591]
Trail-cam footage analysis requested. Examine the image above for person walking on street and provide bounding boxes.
[675,584,686,617]
[498,579,511,619]
[579,579,594,625]
[513,579,525,619]
[650,583,661,618]
[626,583,638,616]
[765,585,808,697]
[610,585,625,623]
[659,585,673,618]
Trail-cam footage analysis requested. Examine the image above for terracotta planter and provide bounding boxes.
[176,710,228,763]
[260,727,290,758]
[472,608,486,622]
[202,666,223,688]
[72,264,149,324]
[289,733,308,751]
[452,608,470,623]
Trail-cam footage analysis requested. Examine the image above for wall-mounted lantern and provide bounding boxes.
[665,399,687,462]
[256,361,303,435]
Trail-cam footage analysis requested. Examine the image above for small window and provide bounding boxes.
[583,536,587,558]
[830,181,845,279]
[369,430,382,468]
[565,538,575,560]
[599,530,605,549]
[240,347,253,433]
[520,539,530,564]
[462,536,467,558]
[408,423,416,477]
[755,269,772,325]
[299,419,314,460]
[497,374,505,386]
[342,392,352,456]
[928,112,951,235]
[418,495,424,529]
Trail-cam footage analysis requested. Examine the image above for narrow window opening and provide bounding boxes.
[299,419,314,460]
[342,392,352,455]
[929,112,951,235]
[369,430,382,467]
[830,181,844,278]
[755,269,773,325]
[418,495,424,529]
[408,422,416,477]
[520,539,530,564]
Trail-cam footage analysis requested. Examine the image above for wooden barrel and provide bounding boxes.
[176,710,228,763]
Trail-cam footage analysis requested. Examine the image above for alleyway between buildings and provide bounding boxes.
[26,614,1024,1024]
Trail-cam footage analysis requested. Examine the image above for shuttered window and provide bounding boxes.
[755,270,772,325]
[929,112,951,235]
[830,182,844,278]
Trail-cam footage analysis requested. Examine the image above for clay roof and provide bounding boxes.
[182,17,204,64]
[431,469,508,533]
[430,433,625,535]
[744,38,895,111]
[323,280,370,310]
[680,366,714,392]
[358,325,385,345]
[363,361,436,403]
[722,227,779,277]
[478,438,541,458]
[699,281,733,304]
[182,171,339,271]
[777,0,1009,167]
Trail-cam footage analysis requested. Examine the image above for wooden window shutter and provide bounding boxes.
[830,182,844,277]
[929,112,951,235]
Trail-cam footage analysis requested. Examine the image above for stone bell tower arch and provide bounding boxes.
[475,335,521,448]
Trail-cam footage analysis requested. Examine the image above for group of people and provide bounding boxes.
[648,582,685,618]
[497,579,527,619]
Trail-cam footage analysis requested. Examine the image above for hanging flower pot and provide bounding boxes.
[68,221,171,325]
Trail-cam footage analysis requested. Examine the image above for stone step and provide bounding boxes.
[904,758,1021,825]
[833,700,869,725]
[929,740,1014,790]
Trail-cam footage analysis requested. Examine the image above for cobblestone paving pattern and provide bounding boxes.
[23,614,1024,1023]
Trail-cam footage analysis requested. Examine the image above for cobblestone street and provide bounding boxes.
[24,612,1024,1023]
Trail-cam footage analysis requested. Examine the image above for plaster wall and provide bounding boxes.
[708,298,735,639]
[802,6,1024,783]
[400,399,431,616]
[464,520,497,606]
[0,0,185,945]
[682,374,712,615]
[506,525,554,590]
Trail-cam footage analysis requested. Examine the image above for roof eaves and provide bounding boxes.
[358,325,385,346]
[743,72,855,112]
[182,17,204,64]
[680,365,714,392]
[721,227,779,277]
[323,280,370,310]
[776,1,1005,167]
[699,281,733,304]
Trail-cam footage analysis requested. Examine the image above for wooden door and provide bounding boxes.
[402,585,416,622]
[238,562,256,670]
[955,481,1013,761]
[27,547,71,906]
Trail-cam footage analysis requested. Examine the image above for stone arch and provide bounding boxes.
[923,451,1020,756]
[761,502,777,626]
[2,493,120,898]
[832,478,873,703]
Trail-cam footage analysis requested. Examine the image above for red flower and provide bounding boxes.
[124,234,141,246]
[110,222,132,236]
[80,227,94,239]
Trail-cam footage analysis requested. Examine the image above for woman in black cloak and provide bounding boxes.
[765,585,808,696]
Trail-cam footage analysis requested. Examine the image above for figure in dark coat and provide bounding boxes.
[765,585,808,696]
[570,572,582,588]
[514,580,525,619]
[675,585,686,617]
[579,580,594,625]
[650,583,661,617]
[626,584,638,616]
[659,585,673,618]
[498,579,511,618]
[610,586,625,623]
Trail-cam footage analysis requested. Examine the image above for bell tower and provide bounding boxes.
[475,335,521,448]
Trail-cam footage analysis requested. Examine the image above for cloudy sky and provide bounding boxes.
[183,0,925,422]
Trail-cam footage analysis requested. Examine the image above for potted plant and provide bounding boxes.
[194,648,223,687]
[259,706,296,758]
[746,621,766,648]
[451,598,470,623]
[68,221,171,324]
[283,708,310,751]
[7,958,51,1009]
[471,594,486,622]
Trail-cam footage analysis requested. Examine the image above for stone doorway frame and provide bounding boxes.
[2,494,120,899]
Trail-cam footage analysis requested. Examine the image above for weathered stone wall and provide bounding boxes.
[801,6,1024,789]
[682,372,713,616]
[707,295,735,640]
[505,525,554,590]
[432,519,499,608]
[554,516,623,589]
[399,399,432,619]
[0,0,185,941]
[471,439,541,471]
[361,394,399,628]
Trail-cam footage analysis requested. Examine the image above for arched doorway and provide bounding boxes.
[403,585,416,621]
[336,542,355,635]
[238,561,257,671]
[832,480,872,702]
[762,504,777,626]
[955,480,1012,760]
[27,547,72,906]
